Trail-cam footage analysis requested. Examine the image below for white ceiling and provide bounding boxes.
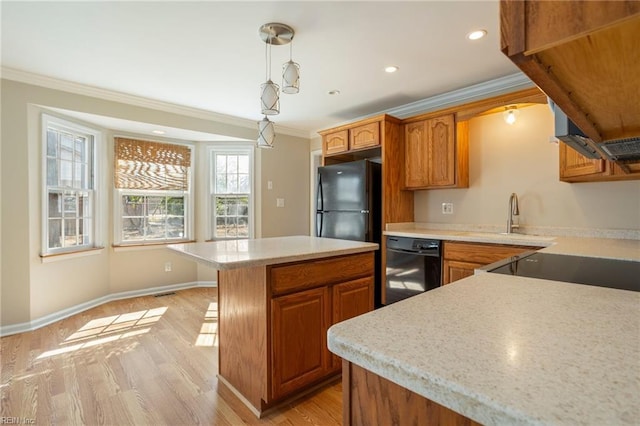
[1,1,521,139]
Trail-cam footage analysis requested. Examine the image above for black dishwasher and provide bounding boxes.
[385,236,442,305]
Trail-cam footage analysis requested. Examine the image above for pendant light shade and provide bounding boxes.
[260,80,280,115]
[282,60,300,94]
[257,116,275,148]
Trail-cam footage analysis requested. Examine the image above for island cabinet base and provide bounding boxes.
[217,252,375,417]
[342,361,481,426]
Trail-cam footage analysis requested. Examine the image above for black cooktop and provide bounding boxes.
[488,252,640,292]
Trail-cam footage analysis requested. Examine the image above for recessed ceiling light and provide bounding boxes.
[152,130,166,135]
[384,66,399,73]
[328,90,341,95]
[467,29,487,41]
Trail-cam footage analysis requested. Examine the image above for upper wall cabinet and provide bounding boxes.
[403,114,469,190]
[319,119,381,157]
[500,0,640,143]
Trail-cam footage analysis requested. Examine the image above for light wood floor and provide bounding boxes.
[1,288,342,425]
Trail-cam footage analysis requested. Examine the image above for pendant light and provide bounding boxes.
[257,23,299,148]
[282,41,300,94]
[503,105,519,125]
[257,116,275,148]
[260,32,280,115]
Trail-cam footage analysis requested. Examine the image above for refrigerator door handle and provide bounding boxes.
[316,212,323,237]
[316,172,323,212]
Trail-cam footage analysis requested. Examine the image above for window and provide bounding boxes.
[210,146,254,240]
[114,137,193,244]
[42,115,97,255]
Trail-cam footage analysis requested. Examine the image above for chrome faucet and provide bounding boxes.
[506,193,520,234]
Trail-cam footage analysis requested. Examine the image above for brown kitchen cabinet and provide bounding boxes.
[268,252,374,401]
[320,118,381,158]
[323,130,349,156]
[500,0,640,173]
[403,114,469,189]
[560,143,640,182]
[442,241,541,285]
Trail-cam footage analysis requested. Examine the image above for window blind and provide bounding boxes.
[114,137,191,190]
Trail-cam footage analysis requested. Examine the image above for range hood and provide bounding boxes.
[553,103,640,162]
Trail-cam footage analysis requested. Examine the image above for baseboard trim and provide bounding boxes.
[0,281,217,337]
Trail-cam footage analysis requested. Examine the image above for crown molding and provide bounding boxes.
[385,73,535,118]
[1,67,310,139]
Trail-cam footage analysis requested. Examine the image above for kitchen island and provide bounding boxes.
[329,248,640,425]
[168,236,378,417]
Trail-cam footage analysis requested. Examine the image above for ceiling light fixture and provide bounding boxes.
[385,66,399,73]
[503,105,520,125]
[151,130,166,135]
[467,29,487,40]
[328,90,341,95]
[257,22,300,149]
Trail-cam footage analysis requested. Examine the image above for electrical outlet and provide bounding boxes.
[164,262,172,272]
[442,203,453,215]
[276,198,285,208]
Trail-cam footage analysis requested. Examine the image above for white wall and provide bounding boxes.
[414,104,640,230]
[1,79,310,327]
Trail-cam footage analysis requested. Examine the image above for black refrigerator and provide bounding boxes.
[316,159,382,306]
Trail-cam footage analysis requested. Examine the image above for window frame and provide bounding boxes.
[208,144,255,241]
[41,114,100,256]
[113,138,195,246]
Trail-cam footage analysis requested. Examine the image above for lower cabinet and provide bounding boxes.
[443,241,541,285]
[269,253,375,402]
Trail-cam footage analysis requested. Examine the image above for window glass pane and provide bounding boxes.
[227,155,238,174]
[225,217,237,237]
[47,130,58,157]
[167,217,184,238]
[216,154,226,173]
[47,158,59,186]
[147,196,166,215]
[74,163,83,188]
[227,175,238,193]
[147,215,165,239]
[238,174,249,193]
[79,193,90,217]
[123,195,145,217]
[48,192,62,218]
[167,197,184,215]
[60,160,73,187]
[238,203,248,217]
[216,173,227,193]
[75,137,86,162]
[64,218,77,246]
[48,219,62,249]
[215,217,226,239]
[238,155,249,174]
[80,219,91,245]
[123,217,145,241]
[60,133,74,160]
[226,201,237,216]
[63,194,77,216]
[238,216,249,237]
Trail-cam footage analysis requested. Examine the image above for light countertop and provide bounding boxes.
[329,223,640,425]
[167,235,378,270]
[384,225,640,262]
[328,273,640,425]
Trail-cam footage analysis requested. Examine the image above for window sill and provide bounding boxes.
[40,247,105,263]
[112,240,196,252]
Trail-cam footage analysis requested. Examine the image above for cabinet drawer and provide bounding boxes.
[349,122,380,150]
[443,241,535,265]
[270,252,374,295]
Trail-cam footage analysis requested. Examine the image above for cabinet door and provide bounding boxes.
[323,130,349,156]
[426,115,455,187]
[271,286,330,400]
[330,277,374,370]
[405,115,456,189]
[559,143,607,180]
[350,122,380,150]
[405,121,429,188]
[442,260,480,285]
